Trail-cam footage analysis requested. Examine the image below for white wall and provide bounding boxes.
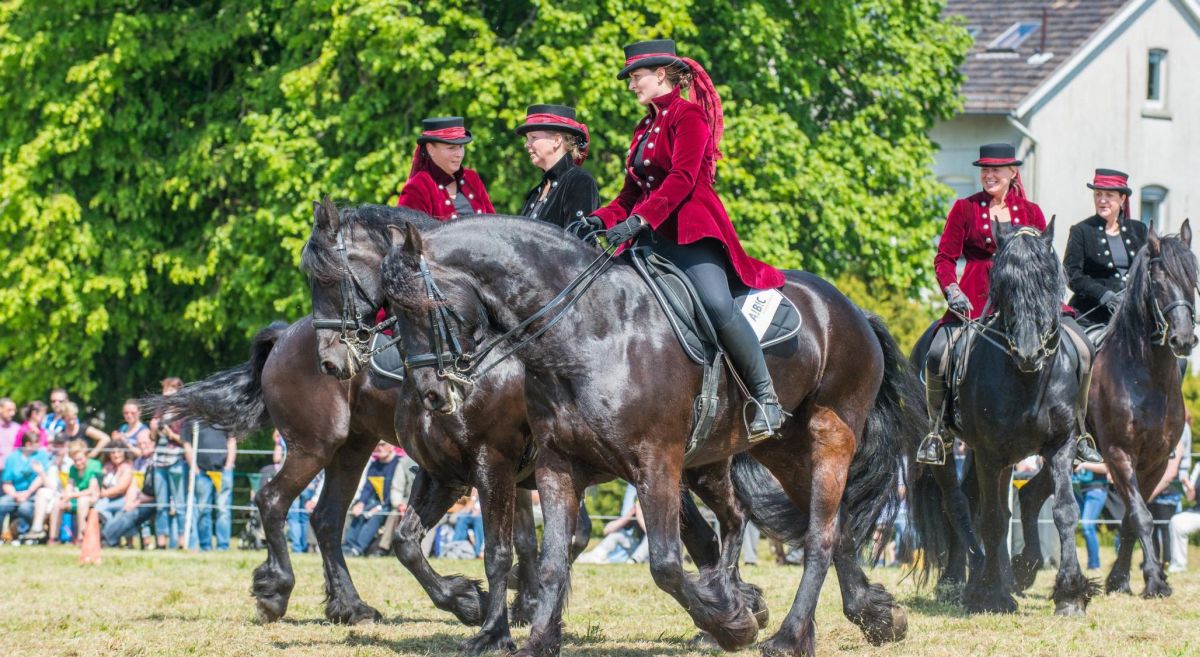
[930,115,1021,202]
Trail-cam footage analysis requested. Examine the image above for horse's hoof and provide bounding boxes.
[255,599,286,624]
[1011,554,1041,591]
[325,600,382,625]
[1105,578,1133,596]
[963,592,1017,615]
[1054,601,1086,617]
[459,630,516,655]
[860,605,908,645]
[509,597,537,627]
[1142,581,1172,599]
[934,579,965,606]
[688,632,720,649]
[759,626,814,657]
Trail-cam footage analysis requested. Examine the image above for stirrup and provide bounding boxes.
[746,396,784,443]
[916,430,949,466]
[1074,432,1103,464]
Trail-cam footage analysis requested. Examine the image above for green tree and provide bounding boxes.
[0,1,968,413]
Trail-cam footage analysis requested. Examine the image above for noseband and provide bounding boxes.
[310,228,396,370]
[1147,255,1198,347]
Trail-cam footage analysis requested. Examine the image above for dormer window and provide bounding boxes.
[988,22,1039,51]
[1147,49,1167,103]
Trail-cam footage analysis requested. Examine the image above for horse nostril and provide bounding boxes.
[425,391,441,406]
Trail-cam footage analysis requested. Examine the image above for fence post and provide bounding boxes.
[181,420,200,550]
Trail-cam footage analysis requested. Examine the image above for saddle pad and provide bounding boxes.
[369,333,405,382]
[1084,323,1108,350]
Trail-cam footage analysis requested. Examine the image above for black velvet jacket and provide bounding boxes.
[518,155,600,229]
[1063,214,1149,325]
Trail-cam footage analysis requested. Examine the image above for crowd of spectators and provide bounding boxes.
[2,385,1198,573]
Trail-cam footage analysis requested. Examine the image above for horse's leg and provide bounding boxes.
[1106,507,1139,595]
[1109,453,1171,598]
[635,454,757,652]
[459,447,520,655]
[962,456,1017,614]
[932,458,983,601]
[250,445,329,623]
[757,407,857,657]
[515,448,583,657]
[392,469,485,625]
[686,463,768,629]
[308,434,383,624]
[1047,441,1097,616]
[832,528,908,645]
[509,489,538,626]
[1012,465,1053,591]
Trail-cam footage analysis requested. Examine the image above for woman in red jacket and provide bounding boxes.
[916,143,1101,464]
[396,116,494,220]
[582,39,785,440]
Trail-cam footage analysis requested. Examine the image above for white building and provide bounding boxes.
[932,0,1200,253]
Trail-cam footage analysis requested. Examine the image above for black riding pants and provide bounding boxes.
[649,236,774,398]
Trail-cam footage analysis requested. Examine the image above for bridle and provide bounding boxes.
[310,228,396,373]
[1147,255,1198,348]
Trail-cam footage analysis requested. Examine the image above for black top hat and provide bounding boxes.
[514,105,587,139]
[617,39,681,80]
[417,116,473,145]
[1086,168,1132,195]
[972,143,1023,167]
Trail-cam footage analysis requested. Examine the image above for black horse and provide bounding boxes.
[376,217,918,657]
[1088,222,1196,598]
[910,221,1097,616]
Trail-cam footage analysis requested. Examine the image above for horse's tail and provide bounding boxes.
[908,464,950,585]
[844,311,928,552]
[730,453,809,545]
[140,321,289,438]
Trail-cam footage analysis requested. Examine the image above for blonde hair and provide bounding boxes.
[67,438,89,458]
[64,401,79,419]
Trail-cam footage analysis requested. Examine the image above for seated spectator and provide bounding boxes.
[0,397,19,470]
[102,461,158,548]
[451,488,485,558]
[94,442,134,525]
[342,442,400,557]
[14,401,49,450]
[1168,461,1200,573]
[25,436,70,542]
[111,400,151,459]
[578,485,645,564]
[42,388,68,435]
[57,402,110,458]
[373,448,416,556]
[51,440,102,545]
[0,433,49,539]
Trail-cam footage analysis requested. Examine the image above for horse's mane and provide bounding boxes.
[1108,233,1198,358]
[299,203,439,285]
[989,230,1064,334]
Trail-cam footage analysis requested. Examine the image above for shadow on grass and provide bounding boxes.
[898,593,970,618]
[270,630,697,656]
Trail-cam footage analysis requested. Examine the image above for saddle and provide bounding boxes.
[629,246,801,460]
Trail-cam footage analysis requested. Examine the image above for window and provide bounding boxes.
[988,22,1039,51]
[1147,49,1167,102]
[966,26,981,40]
[1141,185,1168,231]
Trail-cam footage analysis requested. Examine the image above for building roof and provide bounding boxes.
[946,0,1131,114]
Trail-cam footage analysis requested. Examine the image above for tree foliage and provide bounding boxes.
[0,0,968,410]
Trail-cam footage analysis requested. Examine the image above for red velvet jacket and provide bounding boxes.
[396,166,494,220]
[935,190,1054,323]
[592,89,784,290]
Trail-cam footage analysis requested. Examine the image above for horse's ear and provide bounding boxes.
[1181,219,1192,248]
[403,221,424,257]
[1042,215,1056,243]
[1149,228,1162,256]
[387,224,406,248]
[313,196,340,234]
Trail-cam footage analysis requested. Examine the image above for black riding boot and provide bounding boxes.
[719,315,782,441]
[916,326,952,465]
[1063,319,1103,464]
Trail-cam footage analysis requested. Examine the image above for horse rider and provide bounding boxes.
[1063,169,1148,330]
[915,143,1104,465]
[396,116,495,220]
[515,104,600,229]
[576,39,786,440]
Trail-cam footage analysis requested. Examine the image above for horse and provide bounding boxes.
[375,216,918,657]
[909,221,1098,616]
[1088,221,1196,598]
[300,200,774,653]
[143,315,581,634]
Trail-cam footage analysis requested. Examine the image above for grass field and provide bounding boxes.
[2,544,1198,657]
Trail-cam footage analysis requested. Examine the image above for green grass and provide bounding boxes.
[1,544,1197,656]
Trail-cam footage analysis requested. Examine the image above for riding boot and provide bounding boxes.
[916,327,952,465]
[718,315,783,441]
[1072,345,1103,464]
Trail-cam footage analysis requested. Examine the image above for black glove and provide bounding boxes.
[571,215,606,240]
[604,215,647,247]
[945,283,973,316]
[1100,290,1121,314]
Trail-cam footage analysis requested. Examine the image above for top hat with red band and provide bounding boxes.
[1086,168,1132,195]
[514,105,587,140]
[972,143,1023,167]
[417,116,473,145]
[617,39,681,80]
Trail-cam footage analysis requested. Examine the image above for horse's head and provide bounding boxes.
[380,223,480,414]
[990,218,1064,372]
[299,198,392,380]
[1146,219,1197,357]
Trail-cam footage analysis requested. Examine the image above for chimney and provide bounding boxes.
[1039,7,1048,54]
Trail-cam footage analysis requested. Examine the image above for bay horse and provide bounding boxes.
[144,315,582,633]
[300,201,768,653]
[376,217,918,657]
[910,221,1097,616]
[1089,221,1196,597]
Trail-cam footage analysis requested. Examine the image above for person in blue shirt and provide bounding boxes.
[0,433,51,536]
[341,442,400,557]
